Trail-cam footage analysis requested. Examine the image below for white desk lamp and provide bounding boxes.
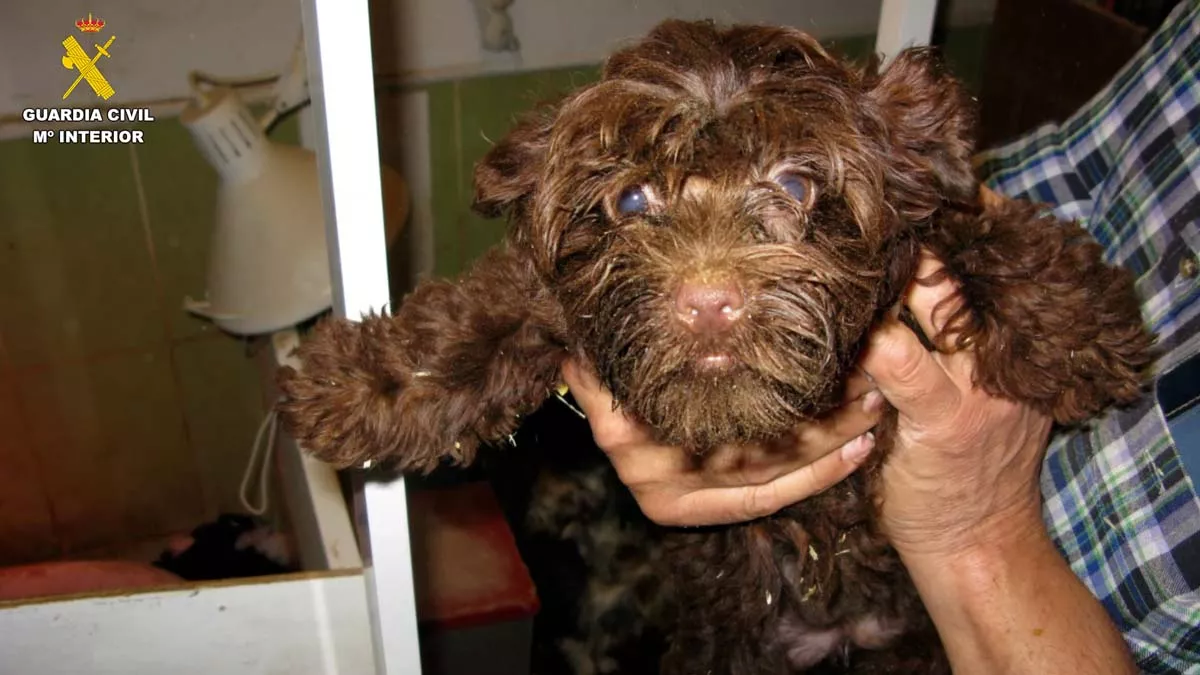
[180,37,407,336]
[178,37,407,515]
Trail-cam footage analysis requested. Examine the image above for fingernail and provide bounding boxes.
[861,389,884,413]
[841,432,875,463]
[854,365,875,384]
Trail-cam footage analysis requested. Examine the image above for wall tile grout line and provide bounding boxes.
[7,381,67,562]
[453,79,465,274]
[128,143,211,520]
[0,346,65,562]
[0,328,10,373]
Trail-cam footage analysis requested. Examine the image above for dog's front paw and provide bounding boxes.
[276,314,482,472]
[926,201,1157,423]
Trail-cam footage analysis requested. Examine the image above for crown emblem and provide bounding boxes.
[76,13,105,33]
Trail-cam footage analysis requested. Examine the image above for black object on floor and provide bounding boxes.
[154,513,295,582]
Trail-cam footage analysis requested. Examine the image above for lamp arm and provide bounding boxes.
[259,33,311,131]
[184,32,309,132]
[187,70,281,90]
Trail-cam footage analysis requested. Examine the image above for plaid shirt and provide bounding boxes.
[974,1,1200,671]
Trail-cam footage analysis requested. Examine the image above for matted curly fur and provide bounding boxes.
[277,20,1156,674]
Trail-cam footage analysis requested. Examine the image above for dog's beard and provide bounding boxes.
[562,241,884,452]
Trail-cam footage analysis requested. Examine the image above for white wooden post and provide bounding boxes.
[875,0,940,62]
[297,0,424,673]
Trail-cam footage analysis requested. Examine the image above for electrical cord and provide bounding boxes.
[239,403,281,517]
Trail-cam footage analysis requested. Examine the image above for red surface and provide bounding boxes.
[408,482,540,631]
[0,560,183,603]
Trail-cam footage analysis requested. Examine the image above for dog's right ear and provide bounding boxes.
[472,106,557,219]
[864,47,977,207]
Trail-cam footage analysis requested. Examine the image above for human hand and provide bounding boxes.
[860,252,1054,561]
[560,359,884,526]
[863,249,1135,674]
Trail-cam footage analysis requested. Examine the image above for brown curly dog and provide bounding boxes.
[276,20,1155,674]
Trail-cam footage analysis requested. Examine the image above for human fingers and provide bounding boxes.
[559,357,602,410]
[843,367,877,402]
[695,346,884,487]
[698,381,883,488]
[860,317,961,420]
[643,433,876,526]
[794,388,885,457]
[560,359,652,450]
[775,367,880,469]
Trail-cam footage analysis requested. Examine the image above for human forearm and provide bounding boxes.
[860,254,1141,675]
[901,522,1136,675]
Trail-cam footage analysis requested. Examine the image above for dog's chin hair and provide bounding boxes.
[594,343,846,450]
[581,319,844,449]
[629,370,832,451]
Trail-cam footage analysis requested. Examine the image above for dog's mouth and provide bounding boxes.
[696,351,735,371]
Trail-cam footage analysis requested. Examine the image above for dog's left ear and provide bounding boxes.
[472,105,556,219]
[865,47,977,206]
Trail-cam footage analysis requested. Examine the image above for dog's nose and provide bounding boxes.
[674,281,744,333]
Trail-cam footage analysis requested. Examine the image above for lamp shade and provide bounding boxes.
[180,87,332,336]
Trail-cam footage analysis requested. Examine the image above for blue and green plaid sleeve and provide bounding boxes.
[974,2,1200,672]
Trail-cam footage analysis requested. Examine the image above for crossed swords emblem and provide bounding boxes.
[62,34,116,101]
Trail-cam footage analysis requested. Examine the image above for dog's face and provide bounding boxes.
[475,21,977,449]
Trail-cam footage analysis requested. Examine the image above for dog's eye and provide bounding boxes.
[776,173,815,207]
[616,186,649,215]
